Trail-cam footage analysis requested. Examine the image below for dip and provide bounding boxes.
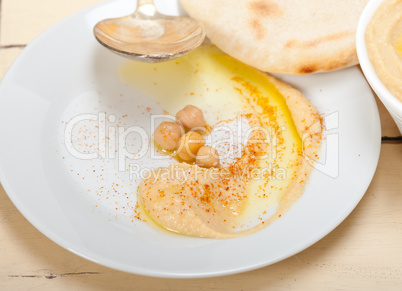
[121,45,322,238]
[366,0,402,101]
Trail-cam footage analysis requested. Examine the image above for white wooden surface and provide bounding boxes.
[1,0,402,289]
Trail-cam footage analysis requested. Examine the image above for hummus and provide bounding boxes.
[122,45,322,238]
[366,0,402,101]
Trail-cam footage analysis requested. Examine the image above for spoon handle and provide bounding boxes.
[137,0,156,10]
[135,0,157,17]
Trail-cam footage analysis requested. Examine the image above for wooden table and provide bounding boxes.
[1,0,402,289]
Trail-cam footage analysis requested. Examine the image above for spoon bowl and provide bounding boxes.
[94,0,205,62]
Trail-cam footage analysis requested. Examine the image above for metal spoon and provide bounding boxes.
[93,0,205,62]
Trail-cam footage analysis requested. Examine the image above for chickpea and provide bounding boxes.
[176,105,205,131]
[196,146,220,168]
[154,121,183,151]
[177,132,205,163]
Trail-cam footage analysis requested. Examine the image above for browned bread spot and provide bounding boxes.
[249,19,265,40]
[299,65,317,74]
[286,31,353,49]
[297,47,358,74]
[248,0,282,18]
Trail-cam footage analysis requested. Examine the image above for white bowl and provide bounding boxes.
[357,0,402,134]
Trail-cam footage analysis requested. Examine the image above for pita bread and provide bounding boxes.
[180,0,368,74]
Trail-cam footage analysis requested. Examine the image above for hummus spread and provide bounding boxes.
[122,45,322,238]
[366,0,402,101]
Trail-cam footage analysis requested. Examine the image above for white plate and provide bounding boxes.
[0,0,381,278]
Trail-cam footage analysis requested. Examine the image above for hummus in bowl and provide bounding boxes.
[366,0,402,101]
[357,0,402,133]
